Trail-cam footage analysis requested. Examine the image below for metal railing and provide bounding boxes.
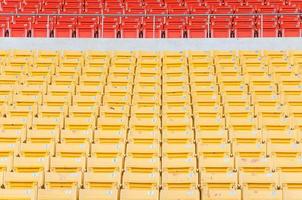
[1,12,302,38]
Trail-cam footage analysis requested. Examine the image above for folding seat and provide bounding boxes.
[263,50,287,62]
[229,118,264,157]
[280,16,301,37]
[45,171,82,189]
[38,104,65,120]
[50,157,85,174]
[128,117,161,142]
[9,23,29,37]
[249,76,277,98]
[42,0,62,13]
[242,58,268,78]
[53,24,74,38]
[186,16,208,38]
[234,16,256,38]
[4,171,43,189]
[5,105,34,123]
[199,142,239,199]
[95,118,128,144]
[120,17,142,38]
[0,189,36,200]
[260,19,279,38]
[193,102,223,119]
[51,75,77,86]
[266,128,301,161]
[35,50,59,64]
[75,24,97,38]
[289,50,302,66]
[65,117,95,133]
[76,85,103,100]
[90,142,125,159]
[42,95,70,114]
[72,95,100,108]
[160,189,200,200]
[61,50,84,63]
[197,141,232,170]
[195,117,227,147]
[162,117,193,143]
[279,85,302,103]
[210,19,232,38]
[0,117,27,143]
[120,189,159,200]
[142,17,164,38]
[162,142,197,190]
[56,62,81,78]
[13,155,49,173]
[220,83,248,98]
[238,154,281,199]
[223,95,251,111]
[269,58,294,82]
[38,188,77,200]
[280,173,302,200]
[47,85,74,100]
[0,142,17,172]
[83,171,121,190]
[0,22,6,37]
[16,85,44,104]
[20,140,54,157]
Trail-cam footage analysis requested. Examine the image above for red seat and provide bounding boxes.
[99,25,118,38]
[31,23,49,37]
[53,24,73,37]
[76,24,96,38]
[9,23,29,37]
[234,24,255,38]
[78,16,99,25]
[280,16,301,37]
[0,24,6,37]
[262,22,278,37]
[186,25,207,38]
[211,25,231,38]
[121,24,140,38]
[165,24,184,38]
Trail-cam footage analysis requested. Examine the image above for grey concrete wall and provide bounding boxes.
[0,38,302,50]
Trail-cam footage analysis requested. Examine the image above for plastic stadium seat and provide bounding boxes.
[0,189,36,200]
[76,24,96,38]
[280,173,302,200]
[79,189,118,200]
[9,23,29,37]
[53,24,74,38]
[160,189,200,200]
[120,189,159,200]
[39,188,77,200]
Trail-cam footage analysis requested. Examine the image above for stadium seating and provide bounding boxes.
[0,49,301,199]
[0,0,301,37]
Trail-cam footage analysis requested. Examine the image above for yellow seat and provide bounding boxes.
[120,189,159,200]
[4,171,43,189]
[269,58,293,82]
[20,142,54,158]
[160,189,200,200]
[83,172,121,190]
[45,172,82,189]
[280,173,302,200]
[0,143,16,172]
[0,189,36,200]
[95,119,128,144]
[79,189,118,200]
[0,117,27,143]
[240,170,281,200]
[38,188,77,200]
[123,156,160,191]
